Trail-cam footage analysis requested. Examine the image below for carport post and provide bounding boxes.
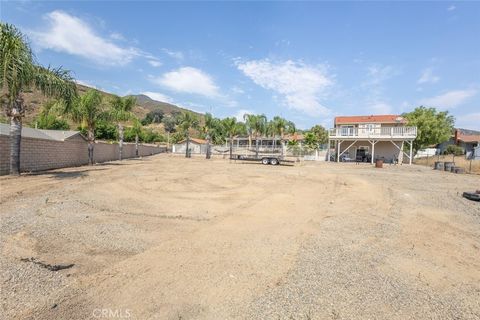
[409,140,413,165]
[337,140,341,162]
[371,140,375,164]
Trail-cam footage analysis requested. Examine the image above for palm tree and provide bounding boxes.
[131,118,143,157]
[178,111,199,158]
[272,116,290,156]
[1,23,77,175]
[243,113,255,151]
[109,95,136,160]
[247,114,267,158]
[162,115,176,152]
[70,89,103,165]
[202,112,217,159]
[221,117,242,159]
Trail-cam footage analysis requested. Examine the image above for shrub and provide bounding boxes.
[444,145,464,156]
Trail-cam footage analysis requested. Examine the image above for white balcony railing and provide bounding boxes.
[329,126,417,138]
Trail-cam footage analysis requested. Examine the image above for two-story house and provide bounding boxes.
[328,115,417,164]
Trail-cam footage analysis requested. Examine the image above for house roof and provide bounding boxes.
[178,138,208,144]
[457,134,480,143]
[335,115,406,125]
[0,123,85,141]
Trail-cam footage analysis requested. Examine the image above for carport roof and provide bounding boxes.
[0,123,85,141]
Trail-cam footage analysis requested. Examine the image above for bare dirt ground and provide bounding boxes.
[1,154,479,320]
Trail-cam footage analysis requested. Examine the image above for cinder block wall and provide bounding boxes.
[0,135,165,175]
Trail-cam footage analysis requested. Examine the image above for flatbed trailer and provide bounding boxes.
[230,154,295,166]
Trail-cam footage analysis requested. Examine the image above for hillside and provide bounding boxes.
[18,84,203,127]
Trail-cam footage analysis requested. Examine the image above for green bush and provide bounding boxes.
[444,145,464,156]
[95,120,118,140]
[36,113,70,130]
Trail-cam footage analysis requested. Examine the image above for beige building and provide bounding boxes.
[328,115,417,164]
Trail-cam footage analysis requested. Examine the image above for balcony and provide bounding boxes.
[329,126,417,139]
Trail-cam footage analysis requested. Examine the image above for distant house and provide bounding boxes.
[173,138,207,154]
[328,115,417,164]
[437,128,480,155]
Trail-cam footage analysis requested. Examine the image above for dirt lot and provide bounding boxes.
[1,155,479,320]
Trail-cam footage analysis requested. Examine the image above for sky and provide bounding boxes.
[2,1,480,130]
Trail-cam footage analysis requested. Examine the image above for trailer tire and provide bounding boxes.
[270,158,279,165]
[261,158,270,165]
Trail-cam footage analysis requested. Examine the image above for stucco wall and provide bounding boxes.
[337,140,405,163]
[0,134,165,175]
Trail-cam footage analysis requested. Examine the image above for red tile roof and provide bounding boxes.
[335,115,406,125]
[457,135,480,143]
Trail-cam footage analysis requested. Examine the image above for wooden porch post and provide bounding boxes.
[409,140,413,165]
[337,140,341,162]
[371,140,375,164]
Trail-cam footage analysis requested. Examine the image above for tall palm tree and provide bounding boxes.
[109,95,136,160]
[1,23,77,175]
[178,111,199,158]
[249,114,267,158]
[221,117,242,159]
[243,113,255,151]
[202,112,217,159]
[131,118,143,157]
[272,116,289,156]
[70,89,103,165]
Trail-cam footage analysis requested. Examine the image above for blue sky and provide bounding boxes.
[2,1,480,129]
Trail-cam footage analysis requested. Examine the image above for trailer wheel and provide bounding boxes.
[261,158,270,165]
[270,158,279,165]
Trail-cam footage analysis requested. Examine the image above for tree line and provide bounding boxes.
[1,22,458,174]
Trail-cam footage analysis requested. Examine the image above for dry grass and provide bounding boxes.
[414,154,480,174]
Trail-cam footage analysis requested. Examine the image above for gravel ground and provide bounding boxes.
[0,155,479,319]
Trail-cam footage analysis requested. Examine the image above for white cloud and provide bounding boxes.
[30,10,139,65]
[417,68,440,84]
[234,109,254,122]
[162,49,184,61]
[148,60,162,67]
[236,59,333,116]
[153,67,220,98]
[141,91,173,103]
[447,5,456,11]
[419,89,477,108]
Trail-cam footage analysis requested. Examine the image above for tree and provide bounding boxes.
[1,23,77,174]
[162,115,176,152]
[403,106,454,154]
[70,89,104,165]
[202,113,219,159]
[245,114,267,157]
[445,145,464,156]
[303,132,319,150]
[109,95,136,160]
[221,117,242,159]
[243,113,255,150]
[141,109,164,125]
[35,100,70,130]
[131,118,143,157]
[310,125,328,146]
[178,111,199,158]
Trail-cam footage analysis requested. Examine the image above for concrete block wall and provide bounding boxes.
[0,135,165,175]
